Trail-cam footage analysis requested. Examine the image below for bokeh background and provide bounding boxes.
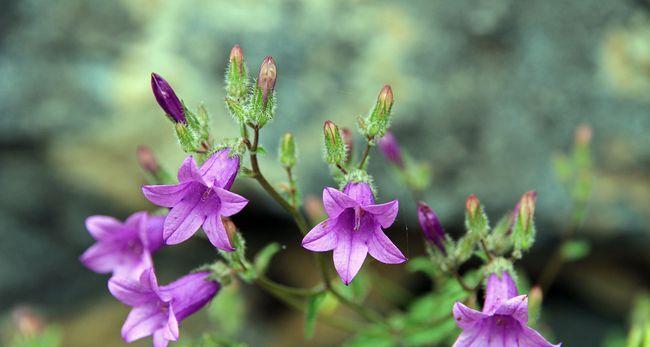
[1,0,649,346]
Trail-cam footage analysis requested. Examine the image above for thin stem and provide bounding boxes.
[335,163,348,175]
[285,166,297,208]
[257,274,323,297]
[480,239,493,262]
[358,142,372,169]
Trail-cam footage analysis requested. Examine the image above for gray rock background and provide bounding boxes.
[0,0,648,346]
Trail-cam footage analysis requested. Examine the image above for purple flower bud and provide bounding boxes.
[229,44,244,72]
[378,131,404,168]
[136,145,158,174]
[151,72,186,124]
[465,194,480,219]
[258,56,277,111]
[417,201,446,253]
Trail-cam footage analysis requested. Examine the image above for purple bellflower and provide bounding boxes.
[109,268,219,347]
[302,182,406,285]
[142,149,248,251]
[378,131,404,169]
[452,271,561,347]
[417,201,446,254]
[80,212,164,280]
[151,72,186,124]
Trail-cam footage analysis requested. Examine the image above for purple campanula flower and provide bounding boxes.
[151,72,186,124]
[109,269,219,347]
[378,131,404,169]
[142,149,248,251]
[452,271,561,347]
[302,182,406,285]
[80,211,164,280]
[417,201,446,254]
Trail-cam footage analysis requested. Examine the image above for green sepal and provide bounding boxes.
[253,242,282,274]
[304,292,327,339]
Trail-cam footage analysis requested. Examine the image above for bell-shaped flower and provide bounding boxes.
[142,149,248,251]
[417,201,446,254]
[302,182,406,285]
[80,211,164,280]
[452,271,561,347]
[108,269,219,347]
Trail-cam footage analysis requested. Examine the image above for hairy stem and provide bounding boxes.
[358,142,372,169]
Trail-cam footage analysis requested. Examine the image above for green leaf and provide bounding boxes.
[254,243,281,274]
[343,326,395,347]
[406,256,439,278]
[253,145,267,155]
[404,318,457,346]
[208,284,246,337]
[304,292,327,339]
[560,239,590,262]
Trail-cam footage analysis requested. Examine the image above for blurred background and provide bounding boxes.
[0,0,649,346]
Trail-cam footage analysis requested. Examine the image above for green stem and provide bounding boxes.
[358,142,372,169]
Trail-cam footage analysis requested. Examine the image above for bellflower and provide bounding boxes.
[109,269,219,347]
[452,271,561,347]
[302,182,406,285]
[142,149,248,251]
[151,73,186,124]
[378,131,404,168]
[417,201,446,254]
[80,212,164,279]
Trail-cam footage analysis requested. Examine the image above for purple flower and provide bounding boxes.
[151,72,186,124]
[80,212,164,280]
[302,182,406,285]
[452,272,561,347]
[142,149,248,251]
[417,201,446,254]
[109,269,219,347]
[378,131,404,168]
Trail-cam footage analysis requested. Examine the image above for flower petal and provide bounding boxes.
[177,156,202,183]
[367,228,406,264]
[142,182,191,208]
[452,302,487,329]
[203,214,234,251]
[483,272,518,314]
[108,275,155,306]
[452,322,488,347]
[85,215,122,240]
[518,326,562,347]
[302,220,337,252]
[145,215,165,252]
[363,200,399,228]
[163,304,179,341]
[153,330,170,347]
[121,303,167,343]
[342,182,375,205]
[494,295,528,324]
[198,149,239,189]
[79,242,124,274]
[333,230,368,285]
[213,187,248,217]
[163,186,205,245]
[322,187,357,217]
[161,271,219,321]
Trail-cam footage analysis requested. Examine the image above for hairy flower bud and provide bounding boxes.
[258,56,277,111]
[513,191,537,251]
[222,217,238,245]
[226,44,248,103]
[151,72,186,124]
[465,194,480,220]
[363,85,394,139]
[378,131,404,168]
[417,201,446,253]
[323,121,347,165]
[136,145,159,174]
[465,194,489,239]
[280,132,297,168]
[229,44,244,71]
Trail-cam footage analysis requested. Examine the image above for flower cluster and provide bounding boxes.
[80,44,563,346]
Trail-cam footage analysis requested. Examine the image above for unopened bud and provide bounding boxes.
[323,120,346,165]
[512,191,537,251]
[222,217,238,245]
[575,123,592,147]
[229,44,244,71]
[465,194,480,219]
[417,201,446,253]
[518,191,537,231]
[226,44,248,102]
[378,131,404,168]
[364,85,394,139]
[280,132,297,168]
[528,286,543,324]
[377,85,394,114]
[258,56,277,111]
[341,128,353,163]
[305,195,326,221]
[465,194,489,239]
[136,145,159,174]
[12,307,44,337]
[151,72,186,124]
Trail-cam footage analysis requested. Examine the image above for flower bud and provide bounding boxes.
[12,307,44,337]
[341,127,353,164]
[226,44,248,102]
[305,195,325,222]
[258,56,277,111]
[512,191,537,252]
[528,285,543,324]
[136,145,159,174]
[229,44,244,71]
[575,123,592,147]
[363,85,394,139]
[222,217,238,245]
[417,201,446,253]
[323,120,347,165]
[151,72,186,124]
[465,194,489,239]
[465,194,480,220]
[279,132,297,168]
[378,131,404,168]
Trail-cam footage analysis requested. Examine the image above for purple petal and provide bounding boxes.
[483,272,518,314]
[302,220,337,252]
[452,322,488,347]
[111,252,153,281]
[342,182,375,206]
[163,186,205,245]
[494,295,529,324]
[363,200,399,228]
[108,275,156,306]
[203,214,234,251]
[145,215,165,252]
[153,330,170,347]
[151,72,186,124]
[518,326,562,347]
[85,215,122,240]
[162,305,179,341]
[367,228,406,264]
[214,187,248,217]
[160,272,219,321]
[452,302,487,329]
[198,149,240,189]
[322,187,357,218]
[142,182,192,208]
[333,230,369,285]
[177,156,202,183]
[79,242,125,274]
[121,303,167,343]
